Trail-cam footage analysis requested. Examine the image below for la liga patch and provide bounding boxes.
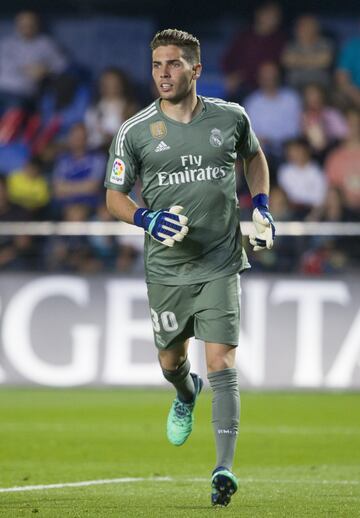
[110,158,125,185]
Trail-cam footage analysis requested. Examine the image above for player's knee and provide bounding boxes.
[207,355,234,373]
[158,351,187,371]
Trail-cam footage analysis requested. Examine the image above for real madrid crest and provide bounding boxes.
[209,128,223,148]
[150,121,167,139]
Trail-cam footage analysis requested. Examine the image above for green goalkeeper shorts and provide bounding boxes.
[146,274,241,350]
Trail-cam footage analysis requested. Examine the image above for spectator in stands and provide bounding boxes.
[221,1,286,100]
[282,15,334,90]
[0,175,26,221]
[89,198,143,273]
[277,138,327,217]
[270,185,295,221]
[6,156,50,219]
[25,71,91,156]
[244,62,301,160]
[324,108,360,214]
[300,240,349,275]
[308,186,356,222]
[45,203,102,272]
[89,201,120,270]
[302,83,348,160]
[116,235,143,273]
[0,176,39,270]
[335,33,360,108]
[0,11,67,112]
[300,186,356,274]
[52,122,106,214]
[303,187,359,274]
[85,68,138,151]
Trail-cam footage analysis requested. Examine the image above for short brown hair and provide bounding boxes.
[150,29,201,64]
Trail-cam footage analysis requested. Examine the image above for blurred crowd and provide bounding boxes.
[0,6,359,275]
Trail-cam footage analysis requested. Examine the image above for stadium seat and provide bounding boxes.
[0,142,29,174]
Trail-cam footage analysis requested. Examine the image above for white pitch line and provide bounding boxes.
[0,476,359,494]
[0,477,171,494]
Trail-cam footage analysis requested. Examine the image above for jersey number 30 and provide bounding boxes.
[150,308,179,333]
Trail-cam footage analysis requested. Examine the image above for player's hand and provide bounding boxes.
[249,194,275,252]
[134,205,189,247]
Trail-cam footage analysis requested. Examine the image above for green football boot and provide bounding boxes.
[166,373,203,446]
[211,467,238,507]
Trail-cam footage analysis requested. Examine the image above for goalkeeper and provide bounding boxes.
[105,28,275,508]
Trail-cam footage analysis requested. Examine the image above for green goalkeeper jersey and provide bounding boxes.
[104,96,259,285]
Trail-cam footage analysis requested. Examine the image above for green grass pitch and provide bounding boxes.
[0,389,359,517]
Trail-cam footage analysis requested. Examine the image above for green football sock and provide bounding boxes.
[207,368,240,471]
[161,357,195,403]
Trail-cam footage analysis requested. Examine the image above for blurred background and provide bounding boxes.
[0,0,359,389]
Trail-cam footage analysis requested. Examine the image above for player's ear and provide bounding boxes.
[193,63,202,79]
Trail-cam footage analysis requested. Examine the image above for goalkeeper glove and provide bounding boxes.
[134,205,188,247]
[249,193,275,251]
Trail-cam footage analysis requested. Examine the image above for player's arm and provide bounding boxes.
[105,128,188,247]
[243,148,269,198]
[243,148,275,251]
[105,134,141,225]
[106,189,138,224]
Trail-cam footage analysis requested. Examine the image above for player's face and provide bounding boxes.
[152,45,200,102]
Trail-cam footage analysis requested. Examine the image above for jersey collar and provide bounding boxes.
[155,96,206,126]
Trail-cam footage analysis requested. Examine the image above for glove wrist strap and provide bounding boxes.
[252,193,269,209]
[134,208,150,229]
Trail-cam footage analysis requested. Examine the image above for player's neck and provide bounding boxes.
[160,91,201,124]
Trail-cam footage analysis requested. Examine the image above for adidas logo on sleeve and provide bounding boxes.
[155,141,171,152]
